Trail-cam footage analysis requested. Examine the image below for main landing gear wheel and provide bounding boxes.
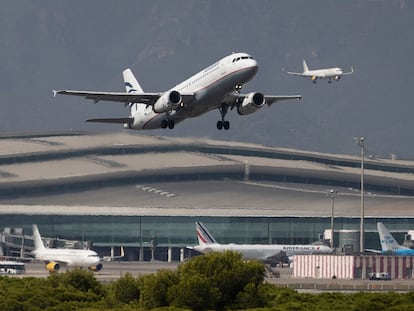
[217,104,230,130]
[216,120,230,130]
[161,119,175,129]
[168,119,175,129]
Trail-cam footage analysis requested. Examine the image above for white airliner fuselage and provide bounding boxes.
[32,248,101,267]
[286,59,353,83]
[55,52,301,131]
[130,54,258,130]
[191,222,332,263]
[31,225,102,272]
[193,243,332,261]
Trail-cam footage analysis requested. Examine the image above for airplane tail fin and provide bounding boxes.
[302,59,310,73]
[196,222,218,245]
[122,68,144,115]
[32,225,45,250]
[377,222,402,252]
[122,69,144,94]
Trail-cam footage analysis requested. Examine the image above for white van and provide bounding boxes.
[369,272,391,280]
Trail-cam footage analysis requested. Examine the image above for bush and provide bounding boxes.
[139,269,179,310]
[169,251,265,311]
[110,272,140,305]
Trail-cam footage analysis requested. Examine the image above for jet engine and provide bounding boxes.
[237,92,265,115]
[88,263,103,272]
[46,262,60,272]
[153,90,182,113]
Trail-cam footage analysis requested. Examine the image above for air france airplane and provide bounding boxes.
[189,222,333,264]
[54,52,301,130]
[31,225,103,272]
[285,59,353,83]
[376,222,414,256]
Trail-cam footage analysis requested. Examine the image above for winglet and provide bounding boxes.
[52,90,58,98]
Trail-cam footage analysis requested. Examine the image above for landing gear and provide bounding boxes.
[161,119,175,129]
[216,120,230,130]
[217,104,230,130]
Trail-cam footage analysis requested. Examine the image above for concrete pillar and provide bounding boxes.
[168,247,172,262]
[180,248,185,262]
[139,247,144,261]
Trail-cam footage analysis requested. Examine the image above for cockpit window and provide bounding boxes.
[232,56,253,63]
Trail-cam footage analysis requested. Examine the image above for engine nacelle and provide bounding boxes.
[153,90,182,113]
[46,262,60,272]
[88,263,103,272]
[237,92,265,115]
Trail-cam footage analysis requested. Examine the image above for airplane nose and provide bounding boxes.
[249,59,258,74]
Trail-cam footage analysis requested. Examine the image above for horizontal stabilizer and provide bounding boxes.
[85,118,133,124]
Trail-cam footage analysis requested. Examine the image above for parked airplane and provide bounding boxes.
[31,225,103,272]
[54,52,301,130]
[285,59,353,83]
[375,222,414,256]
[189,222,333,264]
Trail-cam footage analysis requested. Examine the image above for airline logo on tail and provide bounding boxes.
[196,222,218,245]
[377,222,414,255]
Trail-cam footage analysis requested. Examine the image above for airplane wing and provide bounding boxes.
[285,71,306,77]
[342,67,354,75]
[365,248,382,254]
[85,118,134,124]
[53,90,195,105]
[263,95,302,106]
[102,247,125,262]
[224,92,301,107]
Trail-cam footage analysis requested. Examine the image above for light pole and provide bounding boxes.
[327,189,338,249]
[355,137,365,255]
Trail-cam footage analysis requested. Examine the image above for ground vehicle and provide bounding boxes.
[369,272,391,280]
[0,261,26,274]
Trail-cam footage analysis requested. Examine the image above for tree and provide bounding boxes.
[168,251,265,311]
[110,273,140,305]
[139,269,179,310]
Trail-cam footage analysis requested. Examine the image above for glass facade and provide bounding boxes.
[1,214,413,253]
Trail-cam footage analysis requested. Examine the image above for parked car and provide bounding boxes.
[369,272,391,280]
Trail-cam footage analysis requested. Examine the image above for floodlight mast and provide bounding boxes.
[355,137,365,255]
[327,189,338,249]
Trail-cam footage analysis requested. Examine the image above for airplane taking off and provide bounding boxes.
[285,59,353,83]
[189,222,333,264]
[375,222,414,256]
[54,52,301,130]
[31,225,103,272]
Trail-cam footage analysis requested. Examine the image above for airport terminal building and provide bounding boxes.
[1,132,414,262]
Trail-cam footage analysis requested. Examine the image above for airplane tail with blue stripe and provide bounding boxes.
[196,222,218,245]
[377,222,408,253]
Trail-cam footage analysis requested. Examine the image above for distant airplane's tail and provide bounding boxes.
[196,222,218,245]
[302,59,310,73]
[32,225,45,251]
[377,222,404,252]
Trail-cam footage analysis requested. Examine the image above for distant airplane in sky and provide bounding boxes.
[189,222,333,264]
[54,52,301,130]
[375,222,414,256]
[285,59,353,83]
[31,224,103,272]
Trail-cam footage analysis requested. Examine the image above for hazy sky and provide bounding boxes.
[1,0,413,158]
